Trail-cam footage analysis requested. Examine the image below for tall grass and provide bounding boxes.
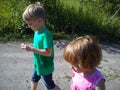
[46,0,120,42]
[0,0,29,41]
[0,0,119,43]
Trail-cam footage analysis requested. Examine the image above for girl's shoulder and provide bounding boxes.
[96,79,105,90]
[92,69,105,90]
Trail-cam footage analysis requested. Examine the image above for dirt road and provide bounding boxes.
[0,41,120,90]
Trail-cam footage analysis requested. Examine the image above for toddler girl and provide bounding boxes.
[63,35,105,90]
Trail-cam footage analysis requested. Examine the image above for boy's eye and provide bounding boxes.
[28,23,32,25]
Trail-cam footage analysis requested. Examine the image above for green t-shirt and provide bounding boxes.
[33,28,54,76]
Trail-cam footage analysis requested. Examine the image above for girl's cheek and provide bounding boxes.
[72,66,83,73]
[72,67,77,72]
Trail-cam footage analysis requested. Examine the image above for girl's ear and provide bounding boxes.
[78,63,82,68]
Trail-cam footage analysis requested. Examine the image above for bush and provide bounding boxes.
[0,0,29,41]
[0,0,119,44]
[45,0,120,43]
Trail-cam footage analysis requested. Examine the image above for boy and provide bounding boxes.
[21,2,61,90]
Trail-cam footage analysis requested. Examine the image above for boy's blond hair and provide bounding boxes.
[22,2,45,21]
[63,35,102,70]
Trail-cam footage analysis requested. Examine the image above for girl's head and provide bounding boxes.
[63,35,102,73]
[22,2,45,22]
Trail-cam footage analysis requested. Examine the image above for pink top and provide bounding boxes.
[71,69,105,90]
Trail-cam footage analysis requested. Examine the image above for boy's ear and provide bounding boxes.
[38,18,43,22]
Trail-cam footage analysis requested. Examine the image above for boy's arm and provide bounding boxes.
[95,79,105,90]
[21,43,52,57]
[31,47,52,57]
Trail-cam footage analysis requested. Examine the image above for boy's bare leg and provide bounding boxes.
[52,85,61,90]
[31,81,38,90]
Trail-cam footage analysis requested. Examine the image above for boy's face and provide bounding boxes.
[25,18,41,31]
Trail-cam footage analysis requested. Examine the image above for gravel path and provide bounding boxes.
[0,41,120,90]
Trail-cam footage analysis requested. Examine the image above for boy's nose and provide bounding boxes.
[28,24,30,27]
[28,24,31,28]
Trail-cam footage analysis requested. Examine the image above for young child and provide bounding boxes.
[21,2,61,90]
[63,35,105,90]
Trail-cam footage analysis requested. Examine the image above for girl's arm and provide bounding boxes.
[95,79,105,90]
[70,80,72,90]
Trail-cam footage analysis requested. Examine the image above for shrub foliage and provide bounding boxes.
[0,0,119,43]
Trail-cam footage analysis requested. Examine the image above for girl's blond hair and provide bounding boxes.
[22,2,45,21]
[63,35,102,70]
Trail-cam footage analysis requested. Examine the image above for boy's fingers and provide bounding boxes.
[21,43,24,46]
[21,43,26,49]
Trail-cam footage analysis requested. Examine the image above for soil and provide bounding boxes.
[0,41,120,90]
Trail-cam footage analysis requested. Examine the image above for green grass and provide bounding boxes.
[0,0,119,43]
[59,0,80,9]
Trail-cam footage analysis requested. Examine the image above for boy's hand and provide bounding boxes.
[25,45,33,51]
[21,43,33,52]
[21,43,26,49]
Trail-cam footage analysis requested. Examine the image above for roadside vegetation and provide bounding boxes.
[0,0,120,44]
